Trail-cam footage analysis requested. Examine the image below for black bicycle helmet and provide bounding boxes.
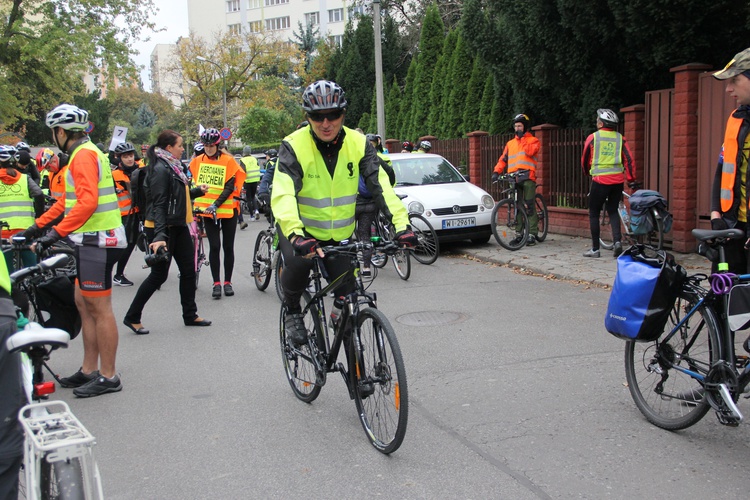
[302,80,347,112]
[200,128,221,146]
[114,142,136,155]
[513,113,530,132]
[194,143,204,154]
[265,149,278,158]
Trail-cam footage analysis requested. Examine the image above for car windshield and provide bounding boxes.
[392,157,464,186]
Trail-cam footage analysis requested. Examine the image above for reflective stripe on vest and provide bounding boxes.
[0,173,34,230]
[241,156,261,183]
[720,114,744,212]
[505,139,538,177]
[49,168,65,200]
[65,142,122,233]
[590,130,624,176]
[285,129,364,241]
[193,159,236,218]
[112,169,132,215]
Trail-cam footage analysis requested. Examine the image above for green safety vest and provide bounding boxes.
[241,156,261,183]
[277,128,365,241]
[65,141,122,233]
[0,173,34,230]
[590,130,624,176]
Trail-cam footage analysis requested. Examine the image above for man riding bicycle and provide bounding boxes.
[271,80,416,347]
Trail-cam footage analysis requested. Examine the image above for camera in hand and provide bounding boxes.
[143,246,170,267]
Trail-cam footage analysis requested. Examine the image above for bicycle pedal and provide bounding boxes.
[716,411,742,427]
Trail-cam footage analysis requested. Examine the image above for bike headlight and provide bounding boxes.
[481,195,494,209]
[408,201,424,214]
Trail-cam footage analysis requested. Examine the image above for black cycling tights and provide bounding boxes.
[204,215,238,284]
[588,181,623,250]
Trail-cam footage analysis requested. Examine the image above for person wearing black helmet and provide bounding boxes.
[256,149,278,220]
[111,142,139,286]
[400,141,413,153]
[581,108,637,258]
[273,80,415,347]
[492,113,541,245]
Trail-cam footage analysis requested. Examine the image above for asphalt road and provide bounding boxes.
[47,223,750,499]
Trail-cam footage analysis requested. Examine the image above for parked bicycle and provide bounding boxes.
[280,240,408,454]
[369,211,411,280]
[251,213,285,302]
[7,254,104,499]
[189,208,210,289]
[599,185,667,251]
[491,172,548,251]
[623,229,750,430]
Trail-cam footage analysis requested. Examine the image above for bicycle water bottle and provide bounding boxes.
[618,201,630,229]
[330,296,344,331]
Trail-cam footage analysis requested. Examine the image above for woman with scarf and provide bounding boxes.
[123,130,212,334]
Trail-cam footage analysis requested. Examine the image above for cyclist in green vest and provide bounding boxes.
[581,108,637,258]
[22,104,126,398]
[240,146,261,223]
[272,80,416,346]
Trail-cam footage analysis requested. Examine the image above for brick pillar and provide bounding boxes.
[466,131,488,186]
[531,123,559,204]
[670,63,711,252]
[620,105,645,186]
[384,138,401,154]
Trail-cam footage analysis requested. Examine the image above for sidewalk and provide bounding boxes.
[450,233,711,288]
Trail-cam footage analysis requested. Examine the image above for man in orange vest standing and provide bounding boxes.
[710,48,750,276]
[492,114,541,245]
[580,109,637,258]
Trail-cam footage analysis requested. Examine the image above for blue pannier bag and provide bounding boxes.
[605,245,686,342]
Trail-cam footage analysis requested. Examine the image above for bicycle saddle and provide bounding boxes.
[692,228,745,242]
[6,323,70,354]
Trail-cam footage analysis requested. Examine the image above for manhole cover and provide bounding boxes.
[396,311,467,327]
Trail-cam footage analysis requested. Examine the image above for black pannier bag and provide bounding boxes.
[35,274,82,340]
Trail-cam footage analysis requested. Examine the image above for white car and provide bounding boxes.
[388,153,494,244]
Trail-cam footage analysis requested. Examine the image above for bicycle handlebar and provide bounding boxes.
[9,253,71,284]
[319,239,404,257]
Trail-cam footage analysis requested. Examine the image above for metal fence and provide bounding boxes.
[431,138,470,176]
[546,128,588,209]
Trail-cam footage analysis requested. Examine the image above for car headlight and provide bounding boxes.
[408,201,424,214]
[481,195,494,209]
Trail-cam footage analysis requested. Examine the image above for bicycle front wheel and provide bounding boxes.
[599,210,614,250]
[40,456,85,500]
[280,292,324,403]
[351,307,408,454]
[534,194,548,242]
[253,230,273,291]
[491,199,528,251]
[409,213,439,265]
[392,249,411,280]
[624,289,718,430]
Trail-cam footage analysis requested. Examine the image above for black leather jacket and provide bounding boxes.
[145,157,203,243]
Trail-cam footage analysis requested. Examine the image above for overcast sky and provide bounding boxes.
[133,0,189,91]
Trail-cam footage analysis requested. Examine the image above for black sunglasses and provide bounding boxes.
[307,109,344,123]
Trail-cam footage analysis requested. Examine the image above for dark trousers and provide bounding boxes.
[278,228,355,310]
[124,225,198,322]
[588,181,624,250]
[356,200,377,265]
[204,215,237,284]
[244,182,259,213]
[115,214,138,276]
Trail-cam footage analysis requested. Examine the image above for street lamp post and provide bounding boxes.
[372,0,385,141]
[196,56,227,133]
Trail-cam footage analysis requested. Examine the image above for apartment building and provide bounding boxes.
[150,43,187,108]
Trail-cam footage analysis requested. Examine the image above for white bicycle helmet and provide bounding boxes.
[15,141,31,152]
[419,140,432,151]
[45,104,89,131]
[597,108,619,126]
[0,145,17,162]
[302,80,347,112]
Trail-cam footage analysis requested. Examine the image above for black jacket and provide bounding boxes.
[145,157,203,243]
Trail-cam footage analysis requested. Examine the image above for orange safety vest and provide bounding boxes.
[719,114,744,213]
[189,153,240,219]
[504,136,539,181]
[49,167,67,201]
[233,168,247,212]
[112,168,133,216]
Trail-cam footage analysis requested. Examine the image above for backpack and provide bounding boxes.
[628,189,672,235]
[130,167,149,221]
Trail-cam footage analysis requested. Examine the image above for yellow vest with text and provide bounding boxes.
[590,130,624,176]
[276,129,364,241]
[65,142,122,233]
[191,153,238,218]
[0,173,34,230]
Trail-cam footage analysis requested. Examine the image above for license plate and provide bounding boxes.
[442,217,476,229]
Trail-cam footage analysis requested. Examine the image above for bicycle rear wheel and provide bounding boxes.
[534,194,548,242]
[599,210,615,250]
[351,307,408,454]
[624,289,717,430]
[408,213,439,264]
[40,456,86,500]
[252,230,273,291]
[280,292,324,403]
[637,210,665,250]
[491,199,528,251]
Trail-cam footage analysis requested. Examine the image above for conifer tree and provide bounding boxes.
[444,33,473,138]
[427,29,458,136]
[385,77,401,141]
[478,75,494,132]
[407,4,445,138]
[398,59,418,141]
[462,58,487,133]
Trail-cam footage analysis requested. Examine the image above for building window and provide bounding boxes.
[247,0,261,8]
[265,16,290,30]
[328,8,343,23]
[228,23,242,35]
[227,0,240,12]
[248,20,263,33]
[304,12,319,27]
[328,34,343,47]
[264,0,289,5]
[347,5,365,19]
